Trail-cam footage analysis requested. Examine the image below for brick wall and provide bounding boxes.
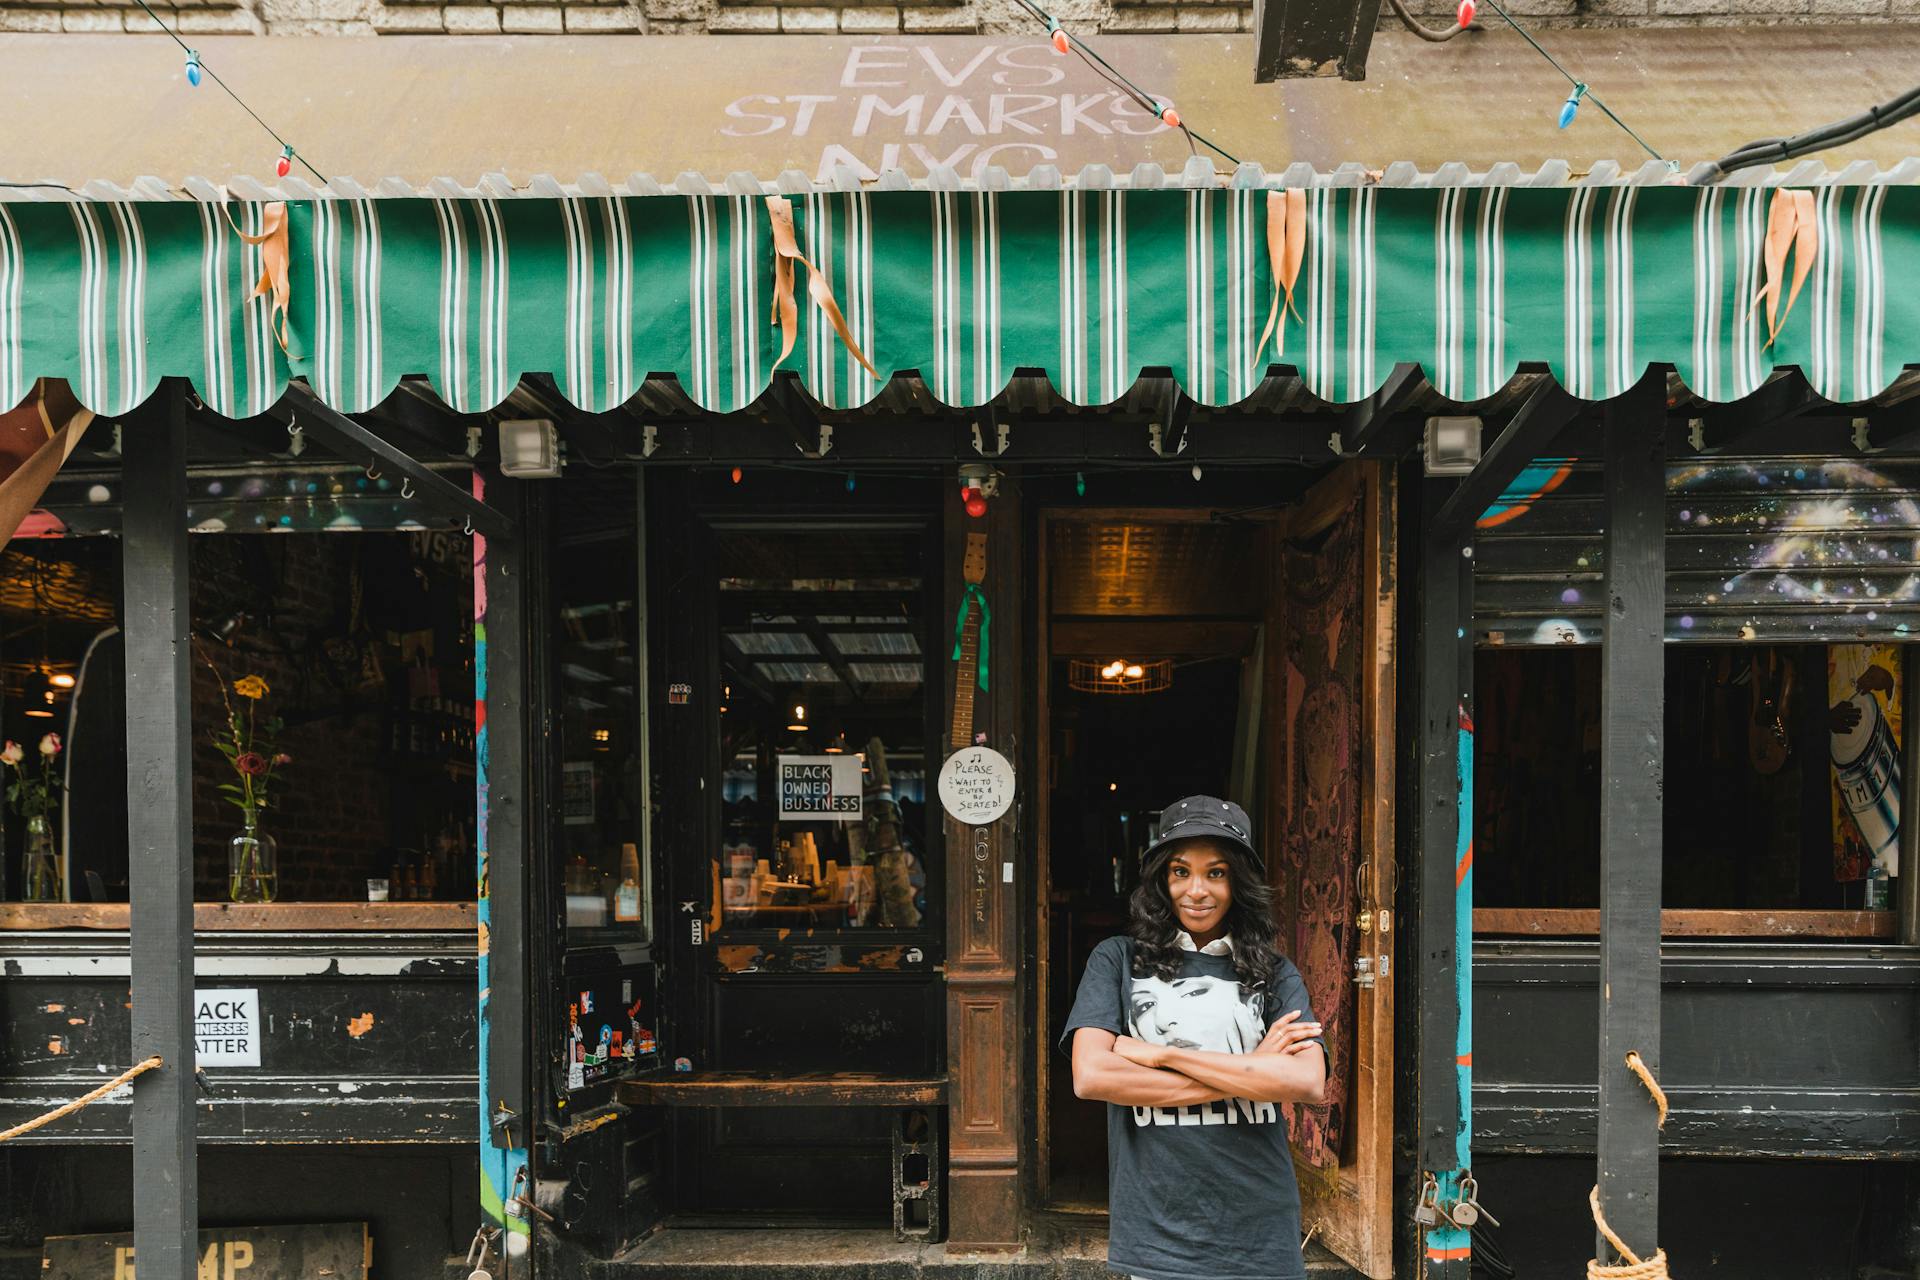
[5,0,1912,35]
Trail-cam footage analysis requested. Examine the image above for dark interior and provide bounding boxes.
[1042,513,1269,1208]
[1474,643,1898,914]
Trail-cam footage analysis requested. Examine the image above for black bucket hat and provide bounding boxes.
[1143,795,1261,872]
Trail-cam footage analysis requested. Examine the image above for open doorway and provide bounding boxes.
[1037,512,1271,1208]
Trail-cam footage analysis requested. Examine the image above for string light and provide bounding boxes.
[1476,0,1666,165]
[129,0,325,182]
[1075,472,1086,497]
[1456,0,1476,24]
[275,144,294,178]
[1008,0,1238,166]
[1558,83,1587,130]
[1191,463,1203,481]
[846,471,856,492]
[730,466,743,484]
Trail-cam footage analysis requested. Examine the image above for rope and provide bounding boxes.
[0,1056,163,1143]
[1624,1051,1669,1130]
[1586,1186,1670,1279]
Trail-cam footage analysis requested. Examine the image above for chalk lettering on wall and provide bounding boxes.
[719,44,1176,182]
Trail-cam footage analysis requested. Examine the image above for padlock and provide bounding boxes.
[1413,1175,1442,1228]
[464,1227,497,1280]
[1357,907,1374,935]
[1454,1174,1500,1229]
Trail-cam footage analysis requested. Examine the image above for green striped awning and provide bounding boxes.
[3,183,1916,418]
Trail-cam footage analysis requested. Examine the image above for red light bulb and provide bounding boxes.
[1158,103,1181,129]
[1051,27,1070,54]
[730,466,743,484]
[963,488,988,518]
[1456,0,1475,23]
[275,145,293,178]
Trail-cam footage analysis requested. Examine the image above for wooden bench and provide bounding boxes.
[617,1072,946,1240]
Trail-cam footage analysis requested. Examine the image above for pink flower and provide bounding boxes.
[1,741,22,767]
[272,753,293,767]
[38,733,61,758]
[235,752,268,777]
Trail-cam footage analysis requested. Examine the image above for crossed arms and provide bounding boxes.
[1070,1011,1328,1108]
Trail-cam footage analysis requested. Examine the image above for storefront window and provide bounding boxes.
[1,527,476,909]
[1474,642,1904,929]
[714,524,930,932]
[553,482,650,937]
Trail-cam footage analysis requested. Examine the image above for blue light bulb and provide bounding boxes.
[185,51,201,87]
[1075,472,1086,497]
[1558,83,1587,130]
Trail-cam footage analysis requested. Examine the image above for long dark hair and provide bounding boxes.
[1128,837,1282,995]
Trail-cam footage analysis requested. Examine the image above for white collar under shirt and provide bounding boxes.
[1174,930,1234,957]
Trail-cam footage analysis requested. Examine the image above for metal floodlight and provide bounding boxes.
[1424,416,1484,476]
[498,419,562,478]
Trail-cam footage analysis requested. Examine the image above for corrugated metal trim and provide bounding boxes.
[10,157,1920,202]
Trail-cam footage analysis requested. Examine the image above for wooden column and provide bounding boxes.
[944,482,1022,1248]
[124,380,198,1280]
[1415,478,1473,1280]
[1595,377,1666,1260]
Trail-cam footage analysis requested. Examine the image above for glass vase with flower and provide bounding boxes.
[3,733,64,901]
[212,669,291,904]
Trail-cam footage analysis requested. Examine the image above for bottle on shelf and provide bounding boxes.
[613,842,642,922]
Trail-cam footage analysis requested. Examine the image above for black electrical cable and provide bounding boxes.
[1698,82,1920,184]
[1007,0,1241,166]
[1386,0,1475,43]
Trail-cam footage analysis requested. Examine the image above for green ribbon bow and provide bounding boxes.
[951,582,990,693]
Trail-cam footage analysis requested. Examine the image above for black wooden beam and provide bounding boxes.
[1432,380,1583,543]
[1595,375,1667,1263]
[1416,479,1469,1176]
[123,379,198,1280]
[1340,363,1425,458]
[1696,372,1820,454]
[259,387,512,539]
[1252,0,1384,81]
[481,470,532,1151]
[766,372,830,457]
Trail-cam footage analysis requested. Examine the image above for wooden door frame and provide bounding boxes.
[1269,463,1398,1278]
[1031,506,1275,1209]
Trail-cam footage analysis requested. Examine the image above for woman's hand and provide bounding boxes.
[1111,1035,1169,1069]
[1257,1010,1323,1056]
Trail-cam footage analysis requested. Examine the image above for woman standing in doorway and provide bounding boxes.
[1062,795,1326,1280]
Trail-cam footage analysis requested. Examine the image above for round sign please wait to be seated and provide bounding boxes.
[938,745,1015,826]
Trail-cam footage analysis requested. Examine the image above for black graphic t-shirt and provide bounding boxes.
[1061,936,1321,1280]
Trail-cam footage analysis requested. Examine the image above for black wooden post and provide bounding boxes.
[124,379,197,1280]
[481,470,530,1153]
[1595,376,1667,1260]
[1416,477,1473,1280]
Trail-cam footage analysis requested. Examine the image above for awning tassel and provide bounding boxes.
[764,196,880,381]
[222,197,293,354]
[1250,189,1307,382]
[1749,188,1818,350]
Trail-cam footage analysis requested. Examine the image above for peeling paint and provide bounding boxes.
[346,1012,376,1038]
[67,1016,86,1025]
[46,1037,65,1054]
[43,1002,65,1013]
[337,1082,362,1093]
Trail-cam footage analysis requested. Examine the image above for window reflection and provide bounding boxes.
[715,527,929,932]
[555,510,649,937]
